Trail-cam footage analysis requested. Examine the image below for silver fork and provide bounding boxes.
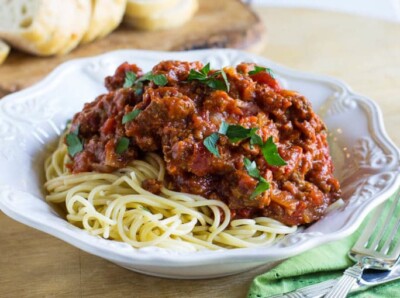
[325,192,400,298]
[267,191,400,298]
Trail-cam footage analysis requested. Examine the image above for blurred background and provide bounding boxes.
[252,0,400,22]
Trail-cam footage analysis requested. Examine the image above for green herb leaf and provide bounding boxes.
[152,74,168,86]
[201,63,210,75]
[116,137,130,154]
[250,177,270,200]
[205,78,227,91]
[225,125,258,143]
[137,72,168,86]
[187,64,229,92]
[261,136,287,166]
[137,72,153,82]
[218,121,229,135]
[203,132,220,157]
[243,157,270,200]
[66,127,83,157]
[219,122,262,145]
[123,71,137,88]
[220,69,230,92]
[188,69,206,81]
[249,66,266,75]
[135,82,144,96]
[208,70,229,91]
[250,133,263,147]
[188,64,210,81]
[243,157,260,179]
[122,109,141,124]
[249,66,275,77]
[125,71,168,95]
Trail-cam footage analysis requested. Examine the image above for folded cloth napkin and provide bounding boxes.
[248,193,400,298]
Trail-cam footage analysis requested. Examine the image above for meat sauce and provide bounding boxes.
[67,61,341,226]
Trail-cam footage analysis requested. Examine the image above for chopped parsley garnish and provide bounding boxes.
[134,82,144,96]
[152,74,168,86]
[123,71,168,94]
[248,65,275,77]
[243,157,260,178]
[188,63,230,92]
[66,126,83,157]
[203,122,286,167]
[137,72,168,86]
[251,177,270,200]
[243,157,270,200]
[221,122,286,166]
[220,69,230,92]
[188,62,210,80]
[123,71,137,88]
[224,124,258,143]
[250,133,263,148]
[116,137,130,154]
[122,109,141,124]
[218,121,229,135]
[218,121,263,146]
[261,136,287,166]
[203,132,220,157]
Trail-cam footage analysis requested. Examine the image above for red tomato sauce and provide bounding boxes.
[67,61,341,226]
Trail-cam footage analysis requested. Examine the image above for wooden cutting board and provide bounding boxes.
[0,0,264,98]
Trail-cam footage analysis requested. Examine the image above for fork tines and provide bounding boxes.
[352,191,400,261]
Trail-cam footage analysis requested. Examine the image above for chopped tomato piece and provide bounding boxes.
[250,71,281,91]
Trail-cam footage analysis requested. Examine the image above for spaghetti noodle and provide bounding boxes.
[44,136,296,251]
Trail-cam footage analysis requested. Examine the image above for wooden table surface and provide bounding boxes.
[1,7,399,298]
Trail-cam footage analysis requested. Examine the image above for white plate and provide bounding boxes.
[0,49,399,279]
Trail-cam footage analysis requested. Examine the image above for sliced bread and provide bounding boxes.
[56,0,92,55]
[124,0,198,31]
[125,0,179,19]
[0,0,61,54]
[0,40,10,65]
[81,0,127,44]
[0,0,91,56]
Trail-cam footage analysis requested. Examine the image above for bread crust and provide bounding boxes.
[81,0,127,44]
[124,0,198,31]
[56,0,91,55]
[125,0,180,19]
[0,40,10,65]
[0,0,62,55]
[0,0,91,56]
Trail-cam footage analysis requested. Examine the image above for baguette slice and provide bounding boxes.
[0,0,91,56]
[0,0,61,55]
[125,0,179,19]
[124,0,198,31]
[56,0,91,54]
[0,40,10,65]
[81,0,127,44]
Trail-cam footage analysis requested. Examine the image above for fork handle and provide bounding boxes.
[324,263,364,298]
[266,279,337,298]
